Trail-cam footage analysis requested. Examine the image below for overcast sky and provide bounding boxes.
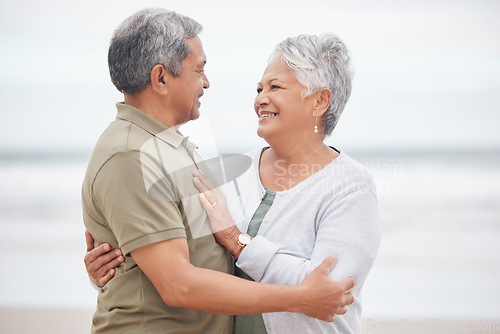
[1,0,499,154]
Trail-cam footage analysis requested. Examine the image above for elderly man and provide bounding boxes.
[82,8,354,333]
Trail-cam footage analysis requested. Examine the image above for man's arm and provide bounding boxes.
[131,237,354,322]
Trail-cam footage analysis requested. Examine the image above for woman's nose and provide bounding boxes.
[255,90,270,107]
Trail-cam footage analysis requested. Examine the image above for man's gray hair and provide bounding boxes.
[108,8,203,95]
[270,34,353,136]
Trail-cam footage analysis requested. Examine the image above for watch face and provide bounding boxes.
[239,233,251,245]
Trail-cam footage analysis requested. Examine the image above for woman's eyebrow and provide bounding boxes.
[257,78,283,85]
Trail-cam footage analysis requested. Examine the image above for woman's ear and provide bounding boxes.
[313,88,332,117]
[150,64,169,95]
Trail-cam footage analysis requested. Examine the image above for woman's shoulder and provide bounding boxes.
[336,151,371,174]
[244,146,268,159]
[326,151,377,195]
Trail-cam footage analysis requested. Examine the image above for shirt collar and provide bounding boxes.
[115,102,198,151]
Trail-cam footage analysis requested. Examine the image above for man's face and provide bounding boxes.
[166,35,209,126]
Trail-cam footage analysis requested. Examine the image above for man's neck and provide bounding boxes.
[124,92,176,129]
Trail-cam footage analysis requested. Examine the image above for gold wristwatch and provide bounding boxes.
[237,233,251,248]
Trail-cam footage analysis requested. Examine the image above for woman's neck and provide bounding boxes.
[259,138,339,191]
[265,133,335,165]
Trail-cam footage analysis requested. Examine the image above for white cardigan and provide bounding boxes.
[222,148,381,334]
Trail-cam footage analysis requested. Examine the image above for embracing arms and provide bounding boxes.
[131,236,351,319]
[84,231,353,321]
[83,154,355,321]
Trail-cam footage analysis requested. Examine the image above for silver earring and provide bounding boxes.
[314,118,318,133]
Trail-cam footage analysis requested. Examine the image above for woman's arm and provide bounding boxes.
[193,168,380,288]
[84,230,123,287]
[192,170,247,258]
[237,188,380,286]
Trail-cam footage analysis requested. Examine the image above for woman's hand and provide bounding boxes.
[84,230,124,287]
[192,169,244,257]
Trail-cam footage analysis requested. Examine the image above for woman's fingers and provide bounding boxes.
[99,268,116,286]
[194,169,216,190]
[192,169,223,202]
[84,243,111,267]
[198,192,213,212]
[88,251,123,287]
[194,170,238,241]
[194,177,217,205]
[99,250,124,272]
[84,242,124,286]
[192,173,209,193]
[85,230,95,252]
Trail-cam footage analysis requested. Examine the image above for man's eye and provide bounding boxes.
[271,85,280,89]
[256,88,263,94]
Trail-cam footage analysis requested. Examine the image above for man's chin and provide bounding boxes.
[190,109,200,121]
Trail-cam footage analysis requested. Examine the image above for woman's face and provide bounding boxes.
[254,57,317,141]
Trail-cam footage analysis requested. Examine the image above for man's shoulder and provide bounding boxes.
[83,120,147,185]
[98,119,154,151]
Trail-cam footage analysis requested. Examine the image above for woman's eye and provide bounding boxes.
[256,88,263,94]
[271,85,280,89]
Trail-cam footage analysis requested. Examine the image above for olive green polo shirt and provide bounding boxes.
[82,103,233,334]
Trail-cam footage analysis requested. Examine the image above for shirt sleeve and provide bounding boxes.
[89,277,103,292]
[236,186,381,289]
[93,151,187,255]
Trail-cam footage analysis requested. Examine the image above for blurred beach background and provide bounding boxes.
[1,0,499,333]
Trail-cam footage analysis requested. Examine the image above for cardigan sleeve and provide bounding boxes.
[236,185,381,290]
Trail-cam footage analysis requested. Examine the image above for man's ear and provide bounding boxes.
[150,64,169,95]
[313,88,332,117]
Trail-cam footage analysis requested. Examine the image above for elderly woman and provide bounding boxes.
[192,33,380,334]
[86,34,380,333]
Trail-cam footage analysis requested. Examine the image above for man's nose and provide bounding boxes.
[202,72,210,89]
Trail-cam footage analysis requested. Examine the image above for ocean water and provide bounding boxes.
[356,151,500,320]
[0,150,499,320]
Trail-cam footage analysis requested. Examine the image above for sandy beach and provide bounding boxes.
[1,307,499,334]
[361,318,500,334]
[0,307,94,334]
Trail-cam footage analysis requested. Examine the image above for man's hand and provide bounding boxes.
[299,254,355,322]
[84,230,124,287]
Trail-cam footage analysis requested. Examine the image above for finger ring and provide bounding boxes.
[212,202,217,207]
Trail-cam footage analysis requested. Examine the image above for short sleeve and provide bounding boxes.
[93,151,186,255]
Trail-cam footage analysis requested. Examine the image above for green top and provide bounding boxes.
[82,103,233,334]
[234,188,277,334]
